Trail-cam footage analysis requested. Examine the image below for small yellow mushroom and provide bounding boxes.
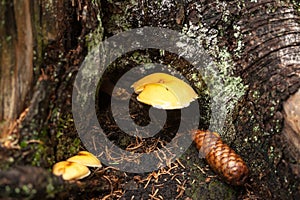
[132,73,198,109]
[136,83,180,109]
[52,161,91,181]
[66,151,102,168]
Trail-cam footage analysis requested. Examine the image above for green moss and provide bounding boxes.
[21,184,37,196]
[85,1,104,51]
[15,106,79,168]
[267,144,282,167]
[3,184,37,199]
[292,0,300,14]
[252,90,261,99]
[86,25,104,52]
[45,176,61,198]
[208,181,236,200]
[183,146,237,199]
[104,0,138,35]
[31,144,45,167]
[252,125,260,133]
[52,111,81,161]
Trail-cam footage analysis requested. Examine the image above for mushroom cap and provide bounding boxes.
[66,151,102,168]
[52,161,90,181]
[132,73,198,109]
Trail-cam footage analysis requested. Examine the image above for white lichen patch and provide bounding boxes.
[181,1,246,134]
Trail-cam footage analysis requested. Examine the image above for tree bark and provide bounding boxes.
[233,1,300,198]
[0,0,299,199]
[0,0,33,135]
[81,0,300,198]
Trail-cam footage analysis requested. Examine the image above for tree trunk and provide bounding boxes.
[0,0,65,136]
[0,0,33,135]
[233,1,300,198]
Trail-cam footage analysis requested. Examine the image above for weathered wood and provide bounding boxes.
[0,0,66,136]
[0,0,33,135]
[283,88,300,175]
[233,1,300,198]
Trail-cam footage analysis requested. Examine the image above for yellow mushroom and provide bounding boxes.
[66,151,102,168]
[132,73,198,109]
[52,161,90,181]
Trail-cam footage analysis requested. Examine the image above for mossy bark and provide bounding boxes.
[0,0,103,198]
[232,1,300,198]
[99,0,299,198]
[0,0,299,199]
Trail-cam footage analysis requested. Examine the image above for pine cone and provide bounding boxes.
[192,130,249,186]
